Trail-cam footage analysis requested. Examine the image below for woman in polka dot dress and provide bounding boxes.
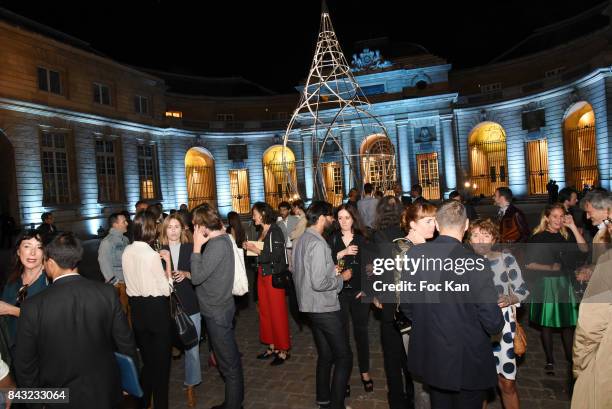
[469,219,529,409]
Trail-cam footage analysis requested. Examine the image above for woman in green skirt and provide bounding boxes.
[525,203,588,376]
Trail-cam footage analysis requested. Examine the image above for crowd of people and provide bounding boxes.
[0,183,609,409]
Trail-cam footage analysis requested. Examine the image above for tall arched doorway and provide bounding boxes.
[185,147,216,209]
[468,122,508,197]
[0,130,19,226]
[360,134,397,195]
[563,102,598,189]
[321,161,343,206]
[263,145,298,209]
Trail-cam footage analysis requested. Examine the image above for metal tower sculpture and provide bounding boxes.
[282,1,392,203]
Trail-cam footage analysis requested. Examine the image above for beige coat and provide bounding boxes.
[572,249,612,409]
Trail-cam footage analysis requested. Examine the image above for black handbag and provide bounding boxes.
[169,286,199,349]
[272,269,293,289]
[393,307,412,335]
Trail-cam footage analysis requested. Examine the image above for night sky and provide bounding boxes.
[0,0,606,93]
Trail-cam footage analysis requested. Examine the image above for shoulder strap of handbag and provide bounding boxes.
[506,269,519,321]
[393,238,412,312]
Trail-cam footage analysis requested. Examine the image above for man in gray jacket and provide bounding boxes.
[277,201,299,248]
[357,183,379,230]
[191,204,242,409]
[293,201,353,409]
[97,212,129,316]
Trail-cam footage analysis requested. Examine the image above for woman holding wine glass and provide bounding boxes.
[159,214,201,407]
[525,204,587,377]
[328,204,373,393]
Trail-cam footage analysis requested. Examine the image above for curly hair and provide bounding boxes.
[467,218,500,243]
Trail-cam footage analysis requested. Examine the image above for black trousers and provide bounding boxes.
[308,310,353,409]
[381,304,413,409]
[129,296,172,409]
[339,290,371,373]
[429,387,485,409]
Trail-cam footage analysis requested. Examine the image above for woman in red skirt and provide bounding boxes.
[244,202,291,365]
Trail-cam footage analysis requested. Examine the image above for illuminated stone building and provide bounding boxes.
[0,5,611,235]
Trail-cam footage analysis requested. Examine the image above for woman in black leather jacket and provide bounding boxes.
[243,202,291,365]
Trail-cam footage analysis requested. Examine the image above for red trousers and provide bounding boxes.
[258,266,291,351]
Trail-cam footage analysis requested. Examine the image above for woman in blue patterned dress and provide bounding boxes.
[469,219,529,409]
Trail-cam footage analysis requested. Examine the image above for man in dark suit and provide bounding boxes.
[401,200,504,409]
[494,187,530,243]
[14,232,137,409]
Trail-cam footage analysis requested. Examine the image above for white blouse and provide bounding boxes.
[122,241,171,297]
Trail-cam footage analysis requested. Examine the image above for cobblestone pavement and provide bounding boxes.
[164,203,573,409]
[166,297,573,409]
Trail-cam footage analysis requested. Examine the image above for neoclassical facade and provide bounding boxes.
[0,5,611,236]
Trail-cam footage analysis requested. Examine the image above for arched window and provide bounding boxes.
[563,102,599,189]
[321,161,343,206]
[185,147,216,209]
[468,122,508,197]
[360,134,397,195]
[263,145,298,209]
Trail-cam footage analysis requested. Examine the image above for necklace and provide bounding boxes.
[22,265,43,286]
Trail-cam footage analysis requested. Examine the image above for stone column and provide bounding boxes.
[302,132,314,202]
[341,129,353,194]
[396,123,411,193]
[440,116,457,197]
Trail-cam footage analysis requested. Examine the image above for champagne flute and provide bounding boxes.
[339,258,352,289]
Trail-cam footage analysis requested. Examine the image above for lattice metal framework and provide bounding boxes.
[281,1,391,201]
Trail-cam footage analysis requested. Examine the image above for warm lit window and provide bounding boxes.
[93,83,111,105]
[216,113,234,121]
[134,96,149,115]
[165,111,182,118]
[37,67,62,95]
[40,131,73,204]
[96,139,124,202]
[229,169,251,213]
[137,144,160,199]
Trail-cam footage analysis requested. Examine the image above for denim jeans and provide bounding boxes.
[184,313,202,386]
[308,310,353,409]
[203,305,244,409]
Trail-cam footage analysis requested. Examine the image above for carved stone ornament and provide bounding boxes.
[351,49,393,72]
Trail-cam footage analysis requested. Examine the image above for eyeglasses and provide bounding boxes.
[16,284,29,307]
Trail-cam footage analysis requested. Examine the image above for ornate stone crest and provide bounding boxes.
[351,49,393,72]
